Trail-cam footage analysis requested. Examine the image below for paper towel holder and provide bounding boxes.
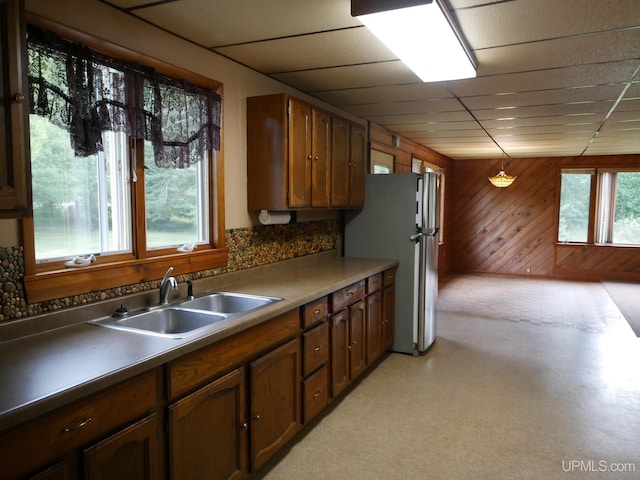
[258,210,296,225]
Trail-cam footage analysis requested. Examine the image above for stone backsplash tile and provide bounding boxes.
[0,220,339,322]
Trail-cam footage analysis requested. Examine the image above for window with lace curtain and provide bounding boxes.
[23,22,227,302]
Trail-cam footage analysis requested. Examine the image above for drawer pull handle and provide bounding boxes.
[63,416,92,433]
[313,345,321,352]
[313,390,322,398]
[313,309,321,315]
[347,292,353,296]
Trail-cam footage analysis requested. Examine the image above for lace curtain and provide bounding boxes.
[26,25,221,168]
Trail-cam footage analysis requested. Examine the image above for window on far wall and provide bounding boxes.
[558,168,640,246]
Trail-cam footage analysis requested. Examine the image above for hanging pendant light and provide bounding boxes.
[488,157,516,188]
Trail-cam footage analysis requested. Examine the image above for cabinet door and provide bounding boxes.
[169,368,247,480]
[311,109,331,207]
[84,415,158,480]
[0,0,31,216]
[349,124,366,208]
[382,284,396,351]
[330,309,349,398]
[250,337,301,471]
[28,461,73,480]
[330,117,350,208]
[366,291,383,365]
[349,299,367,379]
[288,99,312,208]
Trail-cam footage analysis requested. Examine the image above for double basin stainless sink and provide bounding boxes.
[89,292,282,339]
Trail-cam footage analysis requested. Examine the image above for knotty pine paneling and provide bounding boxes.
[451,157,557,276]
[450,154,640,281]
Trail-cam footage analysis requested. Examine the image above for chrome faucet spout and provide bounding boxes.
[159,267,178,305]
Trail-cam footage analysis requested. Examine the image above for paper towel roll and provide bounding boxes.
[259,210,291,225]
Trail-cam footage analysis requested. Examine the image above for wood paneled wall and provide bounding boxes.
[450,154,640,281]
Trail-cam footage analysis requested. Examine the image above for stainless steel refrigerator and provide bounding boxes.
[345,172,439,355]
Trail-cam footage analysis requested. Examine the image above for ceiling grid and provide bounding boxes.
[101,0,640,160]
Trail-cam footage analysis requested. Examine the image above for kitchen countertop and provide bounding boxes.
[0,252,397,431]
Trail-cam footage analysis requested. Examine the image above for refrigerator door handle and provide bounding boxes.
[409,231,424,243]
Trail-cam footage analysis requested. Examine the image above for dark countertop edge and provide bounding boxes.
[0,254,398,432]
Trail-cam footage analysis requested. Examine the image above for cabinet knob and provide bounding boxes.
[313,309,321,316]
[254,414,261,421]
[313,345,321,352]
[14,93,25,104]
[307,155,313,160]
[241,423,248,431]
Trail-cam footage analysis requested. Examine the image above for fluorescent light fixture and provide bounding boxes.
[352,0,476,82]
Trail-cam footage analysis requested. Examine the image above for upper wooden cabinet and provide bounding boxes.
[0,0,31,217]
[247,93,365,211]
[333,121,365,208]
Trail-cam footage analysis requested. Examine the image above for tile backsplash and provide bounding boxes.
[0,220,340,323]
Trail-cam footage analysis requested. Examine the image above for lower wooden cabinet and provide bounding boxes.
[330,308,350,398]
[169,367,247,480]
[365,290,383,364]
[0,270,396,480]
[84,414,158,480]
[0,371,158,480]
[250,337,301,471]
[348,300,366,379]
[329,298,366,399]
[382,283,396,351]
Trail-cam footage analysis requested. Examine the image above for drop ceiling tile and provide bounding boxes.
[378,122,483,135]
[456,0,640,50]
[488,124,599,136]
[272,61,421,92]
[129,0,360,47]
[461,84,628,110]
[474,28,640,77]
[473,101,615,120]
[314,83,453,106]
[215,28,395,74]
[341,98,463,117]
[447,60,640,98]
[480,115,604,130]
[367,111,475,125]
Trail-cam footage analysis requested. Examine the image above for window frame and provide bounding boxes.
[557,166,640,248]
[22,14,227,303]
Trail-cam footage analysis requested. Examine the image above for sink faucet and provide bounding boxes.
[159,267,178,305]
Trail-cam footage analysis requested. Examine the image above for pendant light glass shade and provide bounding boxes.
[488,170,517,188]
[489,158,516,188]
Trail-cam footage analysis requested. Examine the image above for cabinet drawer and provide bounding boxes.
[0,370,157,480]
[168,309,300,399]
[367,273,383,293]
[302,296,328,329]
[331,280,365,313]
[302,366,328,424]
[383,268,397,287]
[303,321,329,377]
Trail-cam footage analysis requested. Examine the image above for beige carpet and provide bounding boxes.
[602,281,640,337]
[255,275,640,480]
